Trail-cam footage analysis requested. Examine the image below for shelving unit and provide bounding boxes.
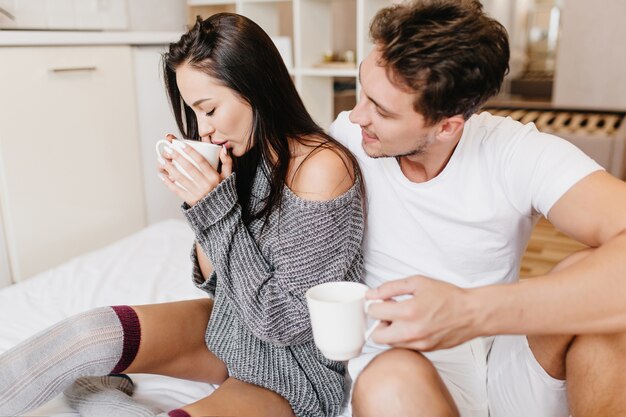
[187,0,392,128]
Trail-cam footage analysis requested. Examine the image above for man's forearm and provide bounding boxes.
[474,232,626,336]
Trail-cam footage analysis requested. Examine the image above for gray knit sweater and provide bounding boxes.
[182,164,364,417]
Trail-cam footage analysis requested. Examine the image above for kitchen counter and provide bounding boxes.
[0,30,183,46]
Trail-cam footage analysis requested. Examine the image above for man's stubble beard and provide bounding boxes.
[362,134,431,159]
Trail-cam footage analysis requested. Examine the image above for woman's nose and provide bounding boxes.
[198,119,215,141]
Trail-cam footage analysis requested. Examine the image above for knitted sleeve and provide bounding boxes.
[183,173,364,346]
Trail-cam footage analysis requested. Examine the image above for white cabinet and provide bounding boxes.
[0,45,146,284]
[188,0,392,128]
[0,0,129,30]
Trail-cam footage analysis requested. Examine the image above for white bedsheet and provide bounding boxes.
[0,219,217,416]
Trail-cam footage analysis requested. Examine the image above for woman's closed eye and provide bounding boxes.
[206,108,216,117]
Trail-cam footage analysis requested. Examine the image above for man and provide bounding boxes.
[329,1,626,416]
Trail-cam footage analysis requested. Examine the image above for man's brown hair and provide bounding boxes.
[370,0,509,124]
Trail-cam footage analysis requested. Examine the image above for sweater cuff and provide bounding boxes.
[190,243,217,295]
[194,272,217,295]
[190,242,205,285]
[182,173,238,232]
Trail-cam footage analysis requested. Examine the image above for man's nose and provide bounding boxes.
[349,96,369,127]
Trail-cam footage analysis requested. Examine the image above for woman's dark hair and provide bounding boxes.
[370,0,510,124]
[163,13,362,223]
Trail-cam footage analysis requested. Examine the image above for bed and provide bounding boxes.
[0,219,218,416]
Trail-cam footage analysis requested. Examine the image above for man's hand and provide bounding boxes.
[366,276,482,351]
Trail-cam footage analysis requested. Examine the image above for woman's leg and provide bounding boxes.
[182,377,295,417]
[66,376,296,417]
[0,298,226,416]
[64,301,292,417]
[0,305,128,415]
[122,298,227,382]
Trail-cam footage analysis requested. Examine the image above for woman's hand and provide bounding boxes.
[157,134,233,206]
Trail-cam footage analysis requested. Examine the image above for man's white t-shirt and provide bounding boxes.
[329,111,603,289]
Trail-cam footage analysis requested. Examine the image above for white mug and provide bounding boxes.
[156,139,221,188]
[306,281,380,361]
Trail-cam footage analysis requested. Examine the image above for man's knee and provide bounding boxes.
[565,332,626,414]
[568,331,626,364]
[352,348,459,417]
[525,248,594,379]
[546,247,626,368]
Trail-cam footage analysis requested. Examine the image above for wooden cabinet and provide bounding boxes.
[0,45,146,284]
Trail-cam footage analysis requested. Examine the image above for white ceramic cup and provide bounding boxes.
[306,281,381,361]
[156,139,221,184]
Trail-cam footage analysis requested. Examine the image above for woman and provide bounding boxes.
[0,13,364,417]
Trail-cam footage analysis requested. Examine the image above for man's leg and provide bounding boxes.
[527,249,626,416]
[351,348,459,417]
[567,331,626,416]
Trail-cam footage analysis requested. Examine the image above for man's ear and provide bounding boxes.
[436,115,466,142]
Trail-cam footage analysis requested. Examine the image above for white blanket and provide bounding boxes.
[0,219,216,416]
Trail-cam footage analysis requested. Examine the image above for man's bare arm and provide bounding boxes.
[478,170,626,336]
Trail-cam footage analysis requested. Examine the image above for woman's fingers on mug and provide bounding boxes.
[159,153,199,193]
[158,148,174,165]
[189,144,220,177]
[220,145,233,177]
[174,142,221,183]
[158,170,189,199]
[157,156,174,181]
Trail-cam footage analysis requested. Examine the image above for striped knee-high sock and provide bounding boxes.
[0,305,141,416]
[64,375,191,417]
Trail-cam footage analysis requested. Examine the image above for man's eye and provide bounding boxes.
[375,108,389,118]
[206,109,215,116]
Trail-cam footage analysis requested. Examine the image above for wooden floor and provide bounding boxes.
[519,217,587,278]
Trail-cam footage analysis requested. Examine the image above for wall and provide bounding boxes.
[133,46,184,224]
[553,0,626,110]
[127,0,187,223]
[0,209,11,287]
[332,0,356,57]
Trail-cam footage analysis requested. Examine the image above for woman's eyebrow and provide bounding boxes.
[192,97,213,107]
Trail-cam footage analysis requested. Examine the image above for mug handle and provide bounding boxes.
[364,299,383,340]
[155,139,172,164]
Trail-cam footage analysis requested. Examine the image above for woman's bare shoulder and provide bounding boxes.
[287,137,357,201]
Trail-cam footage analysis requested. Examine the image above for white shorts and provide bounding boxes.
[338,335,568,417]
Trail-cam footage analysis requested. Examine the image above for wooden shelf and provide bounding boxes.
[313,61,356,69]
[297,67,357,77]
[188,0,234,5]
